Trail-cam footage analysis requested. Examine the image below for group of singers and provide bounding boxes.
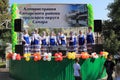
[22,27,95,53]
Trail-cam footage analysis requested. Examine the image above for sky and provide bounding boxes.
[9,0,114,20]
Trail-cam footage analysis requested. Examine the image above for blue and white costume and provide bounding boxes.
[78,34,86,52]
[41,35,49,53]
[31,33,41,53]
[74,36,77,46]
[22,34,31,53]
[30,32,35,45]
[60,34,66,46]
[69,35,77,52]
[86,32,95,52]
[86,32,94,44]
[78,34,85,45]
[56,34,61,45]
[33,34,41,44]
[41,36,48,46]
[23,34,30,45]
[49,36,57,46]
[69,36,77,46]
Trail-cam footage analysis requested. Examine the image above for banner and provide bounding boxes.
[16,4,88,28]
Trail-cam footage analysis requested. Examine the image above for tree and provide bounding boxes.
[102,0,120,54]
[0,0,11,29]
[0,29,11,42]
[0,0,11,42]
[107,0,120,22]
[107,0,120,39]
[0,0,11,44]
[103,30,120,54]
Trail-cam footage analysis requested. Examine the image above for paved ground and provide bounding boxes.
[101,72,115,80]
[0,72,14,80]
[0,68,116,80]
[0,68,14,80]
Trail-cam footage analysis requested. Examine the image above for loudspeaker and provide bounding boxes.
[15,45,24,56]
[14,19,23,32]
[94,20,102,32]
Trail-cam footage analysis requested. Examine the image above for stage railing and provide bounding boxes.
[23,44,95,54]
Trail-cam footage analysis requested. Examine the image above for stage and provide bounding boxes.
[9,57,106,80]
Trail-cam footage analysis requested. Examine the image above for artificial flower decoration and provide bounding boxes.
[16,54,21,60]
[103,52,109,58]
[99,51,109,58]
[12,53,17,60]
[67,52,76,59]
[91,52,98,58]
[43,52,48,61]
[100,51,104,56]
[71,52,76,59]
[24,53,31,61]
[47,53,52,61]
[81,52,89,59]
[54,52,63,61]
[33,53,41,61]
[67,52,72,59]
[6,52,13,60]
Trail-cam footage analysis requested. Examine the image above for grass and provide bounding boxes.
[0,58,6,68]
[0,62,6,68]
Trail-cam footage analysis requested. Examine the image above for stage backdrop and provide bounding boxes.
[16,4,88,28]
[11,4,94,52]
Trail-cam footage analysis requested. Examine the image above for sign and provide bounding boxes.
[17,4,88,28]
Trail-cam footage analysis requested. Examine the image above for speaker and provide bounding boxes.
[15,45,24,56]
[94,20,102,32]
[14,19,23,32]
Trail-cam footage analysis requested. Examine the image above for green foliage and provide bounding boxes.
[107,0,120,22]
[0,61,6,68]
[0,0,11,45]
[107,0,120,38]
[103,0,120,54]
[103,30,120,54]
[0,0,11,29]
[0,29,11,43]
[0,0,9,13]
